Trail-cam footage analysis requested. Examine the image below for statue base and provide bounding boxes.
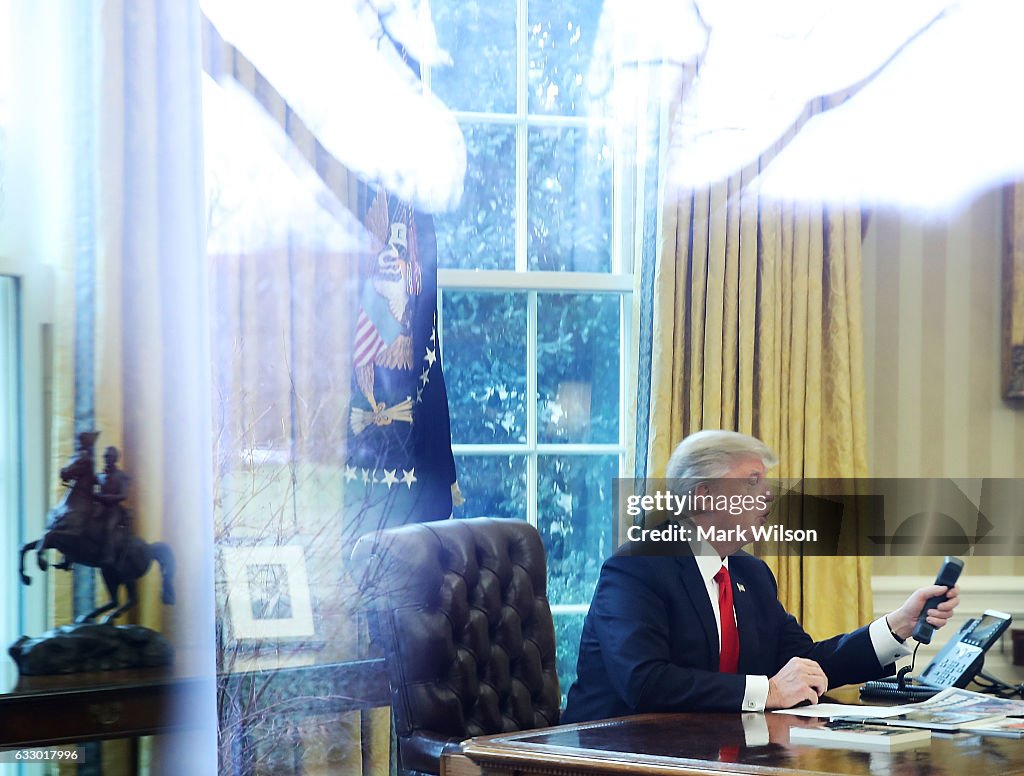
[8,623,174,676]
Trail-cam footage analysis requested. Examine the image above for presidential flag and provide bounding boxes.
[343,186,458,531]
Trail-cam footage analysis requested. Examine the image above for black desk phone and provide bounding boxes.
[861,610,1013,700]
[918,609,1013,687]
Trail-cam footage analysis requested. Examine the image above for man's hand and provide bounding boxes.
[885,584,960,642]
[766,657,828,709]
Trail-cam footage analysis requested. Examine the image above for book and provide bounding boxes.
[837,709,1005,733]
[790,721,931,751]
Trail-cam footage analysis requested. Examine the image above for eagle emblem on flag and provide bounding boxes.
[351,190,422,433]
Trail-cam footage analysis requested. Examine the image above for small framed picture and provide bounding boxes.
[221,545,316,643]
[1004,182,1024,399]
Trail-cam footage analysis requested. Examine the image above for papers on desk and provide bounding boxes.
[909,687,1024,717]
[836,709,1004,733]
[772,703,906,719]
[773,688,1024,737]
[837,688,1021,734]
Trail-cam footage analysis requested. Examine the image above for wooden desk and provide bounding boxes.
[451,711,1024,776]
[0,657,390,773]
[0,665,212,749]
[0,663,213,773]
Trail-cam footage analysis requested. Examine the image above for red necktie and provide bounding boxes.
[714,565,740,673]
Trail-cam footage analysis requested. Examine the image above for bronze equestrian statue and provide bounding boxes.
[18,431,175,624]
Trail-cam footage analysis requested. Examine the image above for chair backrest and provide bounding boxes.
[351,517,560,774]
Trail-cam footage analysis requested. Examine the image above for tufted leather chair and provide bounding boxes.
[351,517,560,775]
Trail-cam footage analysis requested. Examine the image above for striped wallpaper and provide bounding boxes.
[862,187,1024,576]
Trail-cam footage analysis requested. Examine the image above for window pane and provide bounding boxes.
[436,124,516,270]
[441,291,527,444]
[527,127,612,272]
[431,0,516,114]
[537,293,619,444]
[538,454,617,606]
[453,454,527,519]
[554,612,585,708]
[528,0,605,116]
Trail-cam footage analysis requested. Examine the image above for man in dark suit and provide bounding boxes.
[562,430,960,721]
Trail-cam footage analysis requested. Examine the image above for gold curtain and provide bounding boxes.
[642,169,872,638]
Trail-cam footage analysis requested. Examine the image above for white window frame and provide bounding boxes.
[428,0,640,620]
[438,275,630,620]
[0,257,53,689]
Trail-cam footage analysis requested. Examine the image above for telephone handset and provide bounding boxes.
[861,610,1013,700]
[912,556,964,644]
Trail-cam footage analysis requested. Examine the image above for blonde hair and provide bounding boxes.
[665,430,778,490]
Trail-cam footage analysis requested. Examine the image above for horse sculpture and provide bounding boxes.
[19,445,175,624]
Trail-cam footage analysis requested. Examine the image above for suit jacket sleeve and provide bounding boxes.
[758,563,893,687]
[589,557,747,712]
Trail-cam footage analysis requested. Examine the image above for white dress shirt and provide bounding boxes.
[692,548,912,712]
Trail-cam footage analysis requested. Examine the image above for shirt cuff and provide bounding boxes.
[869,616,913,665]
[742,674,770,712]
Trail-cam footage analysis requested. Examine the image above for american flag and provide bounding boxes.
[353,309,386,368]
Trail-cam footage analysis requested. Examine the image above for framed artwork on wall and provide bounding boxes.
[221,544,317,644]
[1003,182,1024,399]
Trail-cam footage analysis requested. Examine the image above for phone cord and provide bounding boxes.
[896,642,922,691]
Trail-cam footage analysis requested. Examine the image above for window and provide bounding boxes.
[429,0,630,699]
[0,0,14,687]
[0,269,48,690]
[0,0,51,694]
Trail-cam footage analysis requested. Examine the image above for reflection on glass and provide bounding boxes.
[436,124,516,269]
[527,0,605,116]
[537,293,619,443]
[442,291,527,444]
[538,454,616,606]
[453,455,528,520]
[0,277,18,690]
[431,0,516,114]
[528,127,612,272]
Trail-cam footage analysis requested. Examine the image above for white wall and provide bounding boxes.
[863,189,1024,681]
